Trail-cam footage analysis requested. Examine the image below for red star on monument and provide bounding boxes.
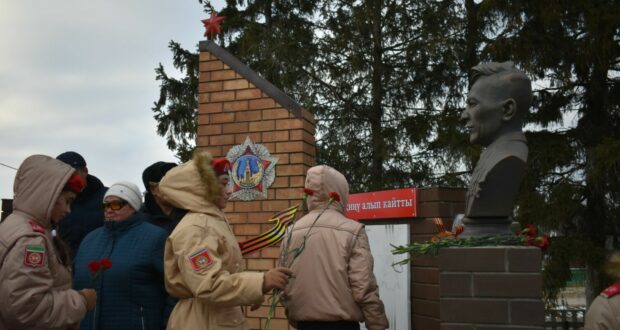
[201,11,226,40]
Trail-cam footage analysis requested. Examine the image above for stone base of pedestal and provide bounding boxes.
[439,247,544,330]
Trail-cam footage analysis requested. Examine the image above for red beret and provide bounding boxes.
[211,158,231,176]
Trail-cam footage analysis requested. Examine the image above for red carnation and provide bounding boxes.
[530,234,550,251]
[328,192,341,202]
[87,260,101,274]
[87,258,112,288]
[522,224,537,238]
[303,188,314,196]
[65,174,85,193]
[539,235,550,251]
[101,258,112,270]
[524,233,550,251]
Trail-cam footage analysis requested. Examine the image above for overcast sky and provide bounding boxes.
[0,0,226,199]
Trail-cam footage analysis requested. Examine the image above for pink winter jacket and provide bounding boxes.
[281,165,389,330]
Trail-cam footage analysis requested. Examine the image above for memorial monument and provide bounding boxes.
[460,61,532,237]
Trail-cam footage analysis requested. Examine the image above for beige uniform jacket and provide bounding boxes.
[0,155,87,330]
[281,165,389,330]
[585,283,620,330]
[159,152,264,330]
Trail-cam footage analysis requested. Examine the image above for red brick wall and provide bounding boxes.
[439,247,544,329]
[411,187,466,330]
[198,50,315,330]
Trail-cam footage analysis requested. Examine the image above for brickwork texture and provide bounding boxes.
[411,187,466,330]
[439,247,544,330]
[198,49,315,330]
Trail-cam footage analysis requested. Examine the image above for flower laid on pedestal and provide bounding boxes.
[391,219,550,266]
[263,189,340,330]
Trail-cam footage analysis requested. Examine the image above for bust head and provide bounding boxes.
[461,61,532,147]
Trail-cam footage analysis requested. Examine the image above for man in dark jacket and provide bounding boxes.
[56,151,107,257]
[142,161,185,328]
[142,161,185,235]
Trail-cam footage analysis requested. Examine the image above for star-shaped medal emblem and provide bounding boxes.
[227,136,278,201]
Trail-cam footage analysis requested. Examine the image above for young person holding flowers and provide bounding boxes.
[73,181,169,330]
[0,154,96,330]
[158,151,291,330]
[280,165,388,330]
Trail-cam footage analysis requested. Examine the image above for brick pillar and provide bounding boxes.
[439,247,544,329]
[411,188,466,330]
[198,41,315,330]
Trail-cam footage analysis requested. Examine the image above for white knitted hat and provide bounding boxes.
[104,181,143,211]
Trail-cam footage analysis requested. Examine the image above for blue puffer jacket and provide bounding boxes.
[73,212,168,330]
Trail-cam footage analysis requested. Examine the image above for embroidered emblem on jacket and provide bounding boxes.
[189,248,214,272]
[24,245,46,267]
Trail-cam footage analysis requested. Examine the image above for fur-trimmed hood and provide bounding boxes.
[158,151,221,213]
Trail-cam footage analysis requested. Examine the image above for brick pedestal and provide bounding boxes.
[439,247,544,330]
[198,40,315,330]
[410,187,465,330]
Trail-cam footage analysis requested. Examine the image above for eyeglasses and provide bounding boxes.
[102,200,128,212]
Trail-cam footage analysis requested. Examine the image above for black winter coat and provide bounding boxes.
[58,174,107,257]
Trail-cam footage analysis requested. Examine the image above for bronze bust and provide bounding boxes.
[460,61,532,237]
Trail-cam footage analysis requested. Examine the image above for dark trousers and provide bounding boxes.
[297,321,360,330]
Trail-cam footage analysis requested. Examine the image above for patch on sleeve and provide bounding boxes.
[24,245,46,268]
[29,220,46,234]
[188,248,214,272]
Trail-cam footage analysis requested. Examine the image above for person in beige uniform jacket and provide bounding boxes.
[159,151,291,330]
[0,155,97,330]
[585,250,620,330]
[281,165,389,330]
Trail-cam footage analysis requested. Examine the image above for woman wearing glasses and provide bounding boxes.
[73,181,169,330]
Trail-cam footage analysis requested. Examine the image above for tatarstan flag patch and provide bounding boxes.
[24,245,45,268]
[188,248,214,272]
